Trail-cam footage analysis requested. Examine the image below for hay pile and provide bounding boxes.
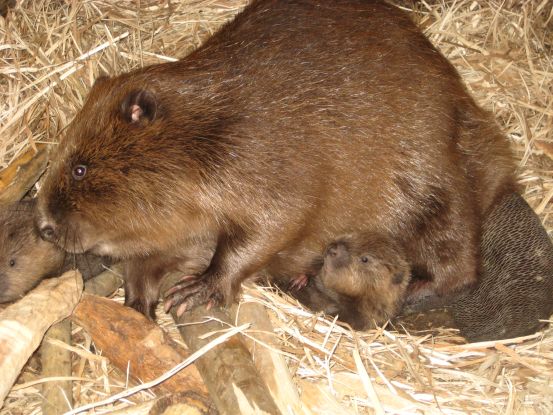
[1,0,552,413]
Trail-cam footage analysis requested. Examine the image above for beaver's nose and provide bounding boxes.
[38,222,57,243]
[324,242,350,269]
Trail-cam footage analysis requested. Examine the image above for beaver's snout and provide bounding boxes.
[37,221,57,243]
[324,242,351,270]
[34,202,58,243]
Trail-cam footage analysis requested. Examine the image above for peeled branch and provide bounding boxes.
[0,270,83,407]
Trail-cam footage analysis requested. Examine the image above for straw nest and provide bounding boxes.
[1,0,552,413]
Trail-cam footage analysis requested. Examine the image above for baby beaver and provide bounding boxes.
[293,233,410,330]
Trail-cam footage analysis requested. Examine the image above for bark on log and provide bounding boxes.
[0,271,83,407]
[0,146,48,205]
[232,299,308,415]
[72,294,209,397]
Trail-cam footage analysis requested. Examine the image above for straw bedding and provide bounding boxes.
[1,0,552,413]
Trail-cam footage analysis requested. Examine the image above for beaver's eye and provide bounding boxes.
[360,256,369,263]
[9,259,15,267]
[72,165,87,181]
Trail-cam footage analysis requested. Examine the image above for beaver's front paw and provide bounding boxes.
[163,274,224,316]
[288,273,310,291]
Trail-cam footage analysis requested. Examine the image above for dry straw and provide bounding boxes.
[1,0,553,414]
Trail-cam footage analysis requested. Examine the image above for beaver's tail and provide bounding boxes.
[452,192,553,341]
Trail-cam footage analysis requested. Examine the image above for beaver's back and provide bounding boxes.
[193,0,508,240]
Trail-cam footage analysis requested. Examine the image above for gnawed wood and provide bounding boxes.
[0,270,83,407]
[0,146,48,205]
[163,274,281,415]
[38,266,123,414]
[232,298,309,415]
[173,307,281,415]
[40,319,73,415]
[298,380,357,415]
[72,294,208,397]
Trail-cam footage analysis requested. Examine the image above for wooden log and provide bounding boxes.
[72,294,209,397]
[0,146,48,205]
[83,265,124,297]
[170,305,281,415]
[0,270,83,407]
[106,392,215,415]
[40,319,73,415]
[232,298,308,415]
[38,266,123,415]
[161,275,281,415]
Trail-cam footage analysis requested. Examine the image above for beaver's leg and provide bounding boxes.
[123,254,170,320]
[403,187,480,314]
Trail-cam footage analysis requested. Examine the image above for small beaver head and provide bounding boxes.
[319,234,411,326]
[0,200,65,303]
[35,71,231,258]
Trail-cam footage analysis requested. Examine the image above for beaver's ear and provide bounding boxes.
[120,90,158,124]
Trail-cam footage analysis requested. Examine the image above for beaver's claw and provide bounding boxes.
[164,274,223,316]
[288,273,309,291]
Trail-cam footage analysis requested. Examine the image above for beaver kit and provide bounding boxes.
[292,233,411,330]
[33,0,552,341]
[0,199,109,304]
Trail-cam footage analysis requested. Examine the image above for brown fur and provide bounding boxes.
[0,199,108,303]
[0,0,16,18]
[123,238,214,319]
[292,234,410,330]
[36,0,515,313]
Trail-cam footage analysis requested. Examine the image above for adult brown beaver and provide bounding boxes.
[0,199,109,303]
[35,0,514,316]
